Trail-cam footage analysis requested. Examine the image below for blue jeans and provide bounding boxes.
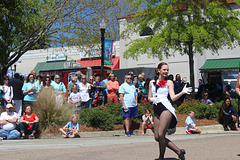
[19,123,38,135]
[0,129,20,140]
[81,100,90,109]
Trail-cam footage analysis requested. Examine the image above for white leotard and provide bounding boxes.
[152,81,177,121]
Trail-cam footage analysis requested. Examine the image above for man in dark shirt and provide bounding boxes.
[9,73,23,120]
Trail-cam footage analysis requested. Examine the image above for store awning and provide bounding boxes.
[34,60,76,74]
[200,58,240,72]
[76,57,119,69]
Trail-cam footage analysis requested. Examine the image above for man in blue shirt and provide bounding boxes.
[119,74,138,137]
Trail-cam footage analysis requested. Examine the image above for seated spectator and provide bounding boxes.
[19,105,39,139]
[59,115,80,138]
[141,109,154,134]
[218,98,237,131]
[201,92,213,105]
[185,111,201,134]
[0,104,20,139]
[69,85,81,114]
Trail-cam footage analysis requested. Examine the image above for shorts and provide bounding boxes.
[146,124,152,129]
[153,102,177,129]
[122,106,138,118]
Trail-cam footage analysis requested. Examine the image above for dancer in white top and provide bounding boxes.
[148,62,192,160]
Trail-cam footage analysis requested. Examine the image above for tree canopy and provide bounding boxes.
[122,0,240,94]
[0,0,135,81]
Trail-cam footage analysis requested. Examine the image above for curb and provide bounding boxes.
[39,125,239,139]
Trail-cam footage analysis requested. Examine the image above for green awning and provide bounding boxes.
[34,60,76,74]
[200,58,240,71]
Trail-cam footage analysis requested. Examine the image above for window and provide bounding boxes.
[140,27,154,36]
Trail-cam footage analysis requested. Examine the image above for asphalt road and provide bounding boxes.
[0,133,239,160]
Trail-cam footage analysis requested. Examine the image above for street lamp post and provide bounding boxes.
[100,19,106,80]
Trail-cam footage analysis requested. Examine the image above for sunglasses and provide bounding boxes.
[55,78,60,79]
[127,78,132,80]
[89,79,94,80]
[203,95,208,96]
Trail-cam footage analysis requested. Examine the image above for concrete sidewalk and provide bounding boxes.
[40,124,239,139]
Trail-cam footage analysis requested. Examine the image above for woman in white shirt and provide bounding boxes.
[1,76,13,109]
[78,75,90,109]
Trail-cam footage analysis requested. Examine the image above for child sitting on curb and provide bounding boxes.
[142,108,154,134]
[59,114,80,138]
[185,110,202,134]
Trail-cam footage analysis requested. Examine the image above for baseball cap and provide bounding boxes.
[6,104,13,109]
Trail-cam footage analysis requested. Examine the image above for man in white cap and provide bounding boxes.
[75,71,82,86]
[0,104,20,139]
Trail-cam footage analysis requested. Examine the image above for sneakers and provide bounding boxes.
[69,134,75,138]
[186,129,192,134]
[125,131,131,137]
[224,126,229,131]
[29,135,35,139]
[130,132,135,136]
[62,134,68,138]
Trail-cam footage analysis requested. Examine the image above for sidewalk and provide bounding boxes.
[40,124,239,139]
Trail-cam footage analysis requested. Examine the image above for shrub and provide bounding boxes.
[79,102,154,130]
[79,107,114,131]
[104,103,123,124]
[33,88,72,131]
[177,99,199,114]
[177,99,218,119]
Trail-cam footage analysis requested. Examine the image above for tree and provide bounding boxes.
[121,0,240,97]
[0,0,135,83]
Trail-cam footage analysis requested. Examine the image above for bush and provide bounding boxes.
[177,99,199,114]
[33,88,72,131]
[177,99,218,119]
[79,102,154,130]
[104,103,123,124]
[79,107,114,131]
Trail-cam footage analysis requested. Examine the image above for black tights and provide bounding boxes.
[154,110,180,159]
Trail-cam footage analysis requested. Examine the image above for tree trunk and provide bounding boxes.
[188,42,195,99]
[0,67,8,85]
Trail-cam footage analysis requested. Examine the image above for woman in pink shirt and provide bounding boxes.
[107,74,119,104]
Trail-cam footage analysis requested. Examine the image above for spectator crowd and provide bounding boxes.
[0,68,239,140]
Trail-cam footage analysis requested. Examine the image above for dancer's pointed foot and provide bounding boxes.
[179,149,186,160]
